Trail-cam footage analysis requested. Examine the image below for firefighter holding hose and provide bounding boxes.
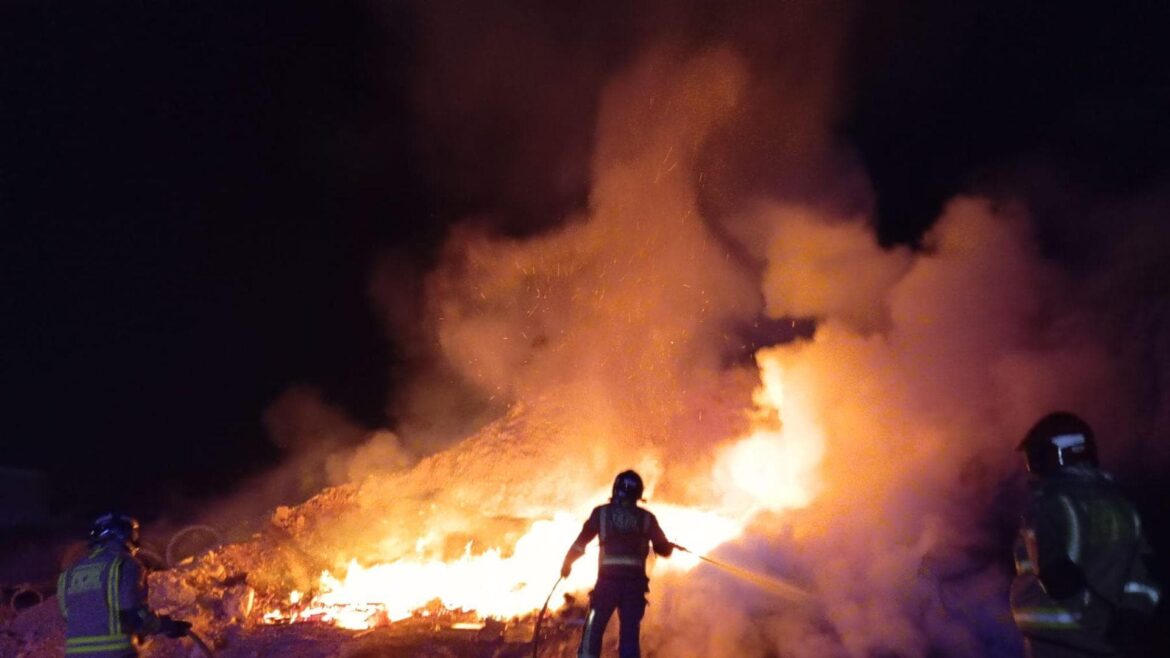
[1011,413,1161,657]
[57,513,192,657]
[560,470,674,658]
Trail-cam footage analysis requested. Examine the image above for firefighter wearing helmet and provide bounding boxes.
[1011,413,1161,657]
[57,513,191,657]
[561,470,674,658]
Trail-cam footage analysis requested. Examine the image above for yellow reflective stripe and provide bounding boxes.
[67,634,131,645]
[106,559,115,634]
[106,555,123,635]
[1013,607,1079,629]
[114,557,125,634]
[66,640,134,654]
[58,571,69,619]
[66,634,134,652]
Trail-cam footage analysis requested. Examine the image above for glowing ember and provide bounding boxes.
[263,356,823,630]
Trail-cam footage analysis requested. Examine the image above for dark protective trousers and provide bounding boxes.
[1025,637,1120,658]
[578,578,648,658]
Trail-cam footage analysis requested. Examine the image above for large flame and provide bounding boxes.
[263,353,824,630]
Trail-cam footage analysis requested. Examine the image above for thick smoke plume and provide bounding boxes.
[646,195,1127,657]
[237,2,1169,656]
[385,35,1165,658]
[418,47,763,491]
[190,387,414,537]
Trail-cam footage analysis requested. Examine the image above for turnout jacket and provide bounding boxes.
[1011,467,1161,654]
[57,542,162,657]
[565,501,673,580]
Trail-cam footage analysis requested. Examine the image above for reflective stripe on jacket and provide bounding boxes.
[1011,468,1161,654]
[57,544,147,656]
[1011,535,1083,633]
[567,502,672,579]
[1013,607,1080,630]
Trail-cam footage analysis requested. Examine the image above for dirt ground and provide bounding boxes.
[0,596,589,658]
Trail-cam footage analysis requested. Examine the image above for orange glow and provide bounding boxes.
[715,351,825,516]
[263,355,823,630]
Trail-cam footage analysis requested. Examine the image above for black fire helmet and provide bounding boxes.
[612,470,645,502]
[1017,411,1099,475]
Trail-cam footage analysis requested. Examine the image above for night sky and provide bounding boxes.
[3,0,1169,519]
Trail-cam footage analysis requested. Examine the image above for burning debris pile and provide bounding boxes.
[7,21,1167,657]
[0,381,803,657]
[150,378,802,641]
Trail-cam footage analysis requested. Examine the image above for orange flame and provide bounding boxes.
[264,353,823,629]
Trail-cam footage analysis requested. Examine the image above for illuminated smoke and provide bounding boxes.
[284,47,767,571]
[385,39,1160,656]
[419,47,761,484]
[660,196,1117,658]
[244,2,1169,655]
[262,386,412,487]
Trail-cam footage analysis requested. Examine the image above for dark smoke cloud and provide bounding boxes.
[392,0,866,231]
[194,387,414,536]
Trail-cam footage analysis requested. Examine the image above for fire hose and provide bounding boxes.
[669,543,814,604]
[530,545,812,656]
[186,629,216,658]
[529,575,563,658]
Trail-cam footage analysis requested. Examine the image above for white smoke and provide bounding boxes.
[652,195,1121,658]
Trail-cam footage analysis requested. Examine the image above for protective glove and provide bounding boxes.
[158,615,192,638]
[560,560,572,579]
